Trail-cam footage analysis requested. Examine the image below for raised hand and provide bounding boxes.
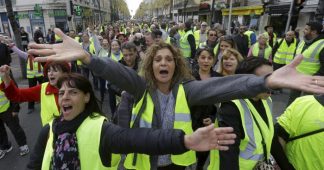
[266,54,324,94]
[28,28,91,64]
[184,124,236,151]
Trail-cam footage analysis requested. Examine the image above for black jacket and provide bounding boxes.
[0,43,11,66]
[27,119,187,169]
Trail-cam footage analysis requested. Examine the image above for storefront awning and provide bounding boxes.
[221,5,264,16]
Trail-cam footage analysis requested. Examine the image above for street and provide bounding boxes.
[0,54,290,169]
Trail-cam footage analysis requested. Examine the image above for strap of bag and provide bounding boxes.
[287,128,324,142]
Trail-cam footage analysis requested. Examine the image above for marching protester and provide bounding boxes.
[28,28,324,169]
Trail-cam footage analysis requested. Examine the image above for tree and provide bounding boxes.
[5,0,26,78]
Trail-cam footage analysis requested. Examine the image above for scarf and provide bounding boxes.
[51,110,90,170]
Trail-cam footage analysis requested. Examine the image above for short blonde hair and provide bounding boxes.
[217,48,244,75]
[259,33,269,41]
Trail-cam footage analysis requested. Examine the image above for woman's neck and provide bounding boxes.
[222,70,235,76]
[199,69,211,80]
[157,83,171,94]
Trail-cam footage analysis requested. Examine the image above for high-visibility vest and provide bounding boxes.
[264,32,277,47]
[214,43,219,57]
[208,98,274,170]
[74,37,80,43]
[180,30,194,58]
[27,56,44,78]
[244,30,254,47]
[252,43,272,60]
[98,48,109,58]
[194,30,200,48]
[55,34,62,42]
[42,115,121,170]
[165,36,171,44]
[110,52,123,62]
[274,39,297,65]
[124,85,196,169]
[295,39,324,75]
[77,42,96,66]
[40,82,60,126]
[277,95,324,170]
[0,78,10,113]
[198,42,207,49]
[179,30,185,37]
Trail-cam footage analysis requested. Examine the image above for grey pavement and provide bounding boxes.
[0,53,290,169]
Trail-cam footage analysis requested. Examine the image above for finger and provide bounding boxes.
[215,145,229,151]
[28,49,56,57]
[288,54,303,68]
[28,43,54,50]
[217,139,235,145]
[217,133,237,140]
[34,54,60,63]
[54,28,68,41]
[214,127,234,134]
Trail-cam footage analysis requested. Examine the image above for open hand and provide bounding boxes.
[28,28,91,64]
[266,55,324,94]
[184,124,236,151]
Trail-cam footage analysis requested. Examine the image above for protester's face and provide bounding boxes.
[285,31,295,42]
[102,39,109,50]
[38,37,44,43]
[59,83,90,121]
[303,25,312,40]
[267,27,273,34]
[118,36,125,43]
[222,55,238,75]
[220,41,232,52]
[208,31,217,42]
[239,26,246,34]
[254,65,273,100]
[111,41,120,53]
[47,67,64,86]
[122,49,137,67]
[153,48,175,88]
[200,23,207,32]
[69,31,76,38]
[82,34,89,43]
[145,35,154,47]
[154,35,162,44]
[198,50,214,72]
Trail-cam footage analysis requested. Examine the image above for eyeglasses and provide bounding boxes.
[209,34,217,36]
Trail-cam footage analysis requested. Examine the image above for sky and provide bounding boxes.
[125,0,143,17]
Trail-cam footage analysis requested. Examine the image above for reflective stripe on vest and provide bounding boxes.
[125,84,196,169]
[42,115,121,170]
[40,82,60,126]
[274,39,297,64]
[296,39,324,75]
[252,43,272,60]
[208,98,274,170]
[27,57,43,78]
[0,79,10,113]
[180,31,193,58]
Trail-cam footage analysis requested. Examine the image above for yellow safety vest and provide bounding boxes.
[74,37,80,43]
[0,78,10,113]
[110,52,123,62]
[27,56,44,78]
[179,30,185,37]
[214,43,219,58]
[274,39,297,65]
[40,82,60,126]
[209,98,274,170]
[252,43,272,60]
[244,30,254,47]
[180,30,194,58]
[264,32,277,47]
[124,85,196,170]
[295,39,324,75]
[98,48,109,58]
[77,42,96,66]
[55,34,62,43]
[42,115,121,170]
[278,95,324,170]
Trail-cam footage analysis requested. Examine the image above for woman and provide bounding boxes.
[213,35,238,71]
[0,61,70,126]
[247,33,272,61]
[190,48,222,170]
[24,73,235,169]
[217,48,244,76]
[29,28,324,169]
[209,57,275,170]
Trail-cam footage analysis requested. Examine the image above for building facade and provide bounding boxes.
[0,0,110,38]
